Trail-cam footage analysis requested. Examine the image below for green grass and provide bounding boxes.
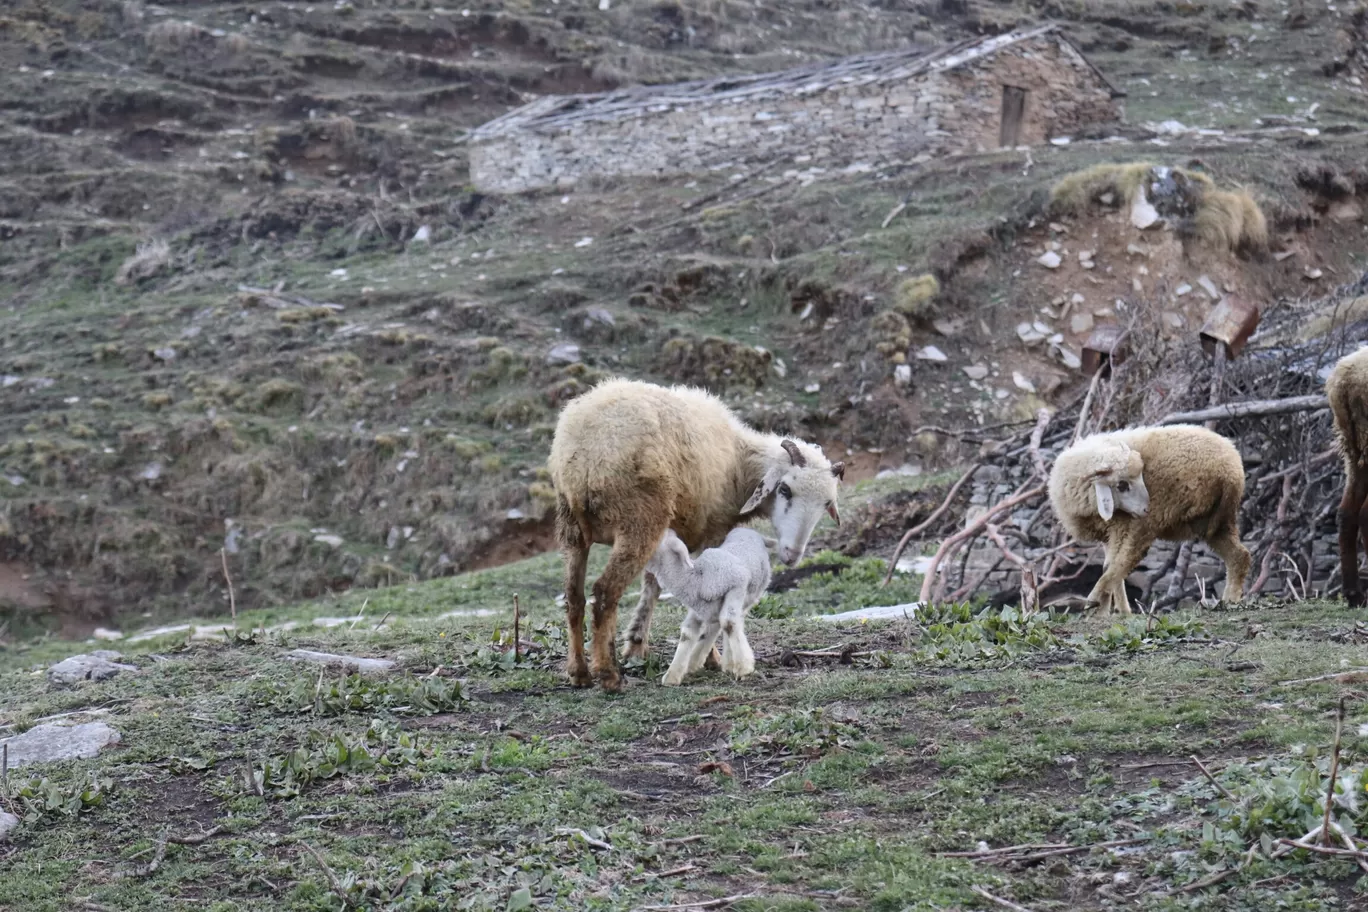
[3,554,1368,910]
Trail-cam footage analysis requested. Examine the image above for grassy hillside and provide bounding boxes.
[2,552,1367,910]
[6,0,1368,635]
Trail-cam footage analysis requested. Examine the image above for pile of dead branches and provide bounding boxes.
[883,269,1368,610]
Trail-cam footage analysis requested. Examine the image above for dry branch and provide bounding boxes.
[300,842,352,908]
[881,461,982,588]
[919,487,1046,604]
[1192,755,1236,802]
[1158,395,1328,425]
[969,885,1036,912]
[637,893,757,911]
[1323,697,1347,847]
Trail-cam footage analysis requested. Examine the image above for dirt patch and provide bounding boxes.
[466,516,557,573]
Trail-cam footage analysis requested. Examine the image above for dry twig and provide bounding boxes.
[920,487,1046,604]
[300,841,352,908]
[969,885,1036,912]
[221,548,236,629]
[1323,696,1347,848]
[882,462,982,587]
[1192,755,1236,802]
[636,893,757,911]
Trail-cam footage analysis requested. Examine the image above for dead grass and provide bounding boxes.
[113,238,170,286]
[1193,185,1269,254]
[1049,161,1158,214]
[145,20,202,51]
[892,273,940,318]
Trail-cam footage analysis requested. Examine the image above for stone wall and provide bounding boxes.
[470,34,1120,193]
[953,459,1337,605]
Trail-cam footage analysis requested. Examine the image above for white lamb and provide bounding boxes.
[645,528,773,686]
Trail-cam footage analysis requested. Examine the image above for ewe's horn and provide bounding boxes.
[831,461,845,480]
[780,439,806,467]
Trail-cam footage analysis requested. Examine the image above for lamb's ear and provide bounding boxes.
[1094,481,1115,521]
[741,466,782,514]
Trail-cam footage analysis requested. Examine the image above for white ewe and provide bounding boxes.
[645,528,772,686]
[1047,424,1250,614]
[548,377,843,692]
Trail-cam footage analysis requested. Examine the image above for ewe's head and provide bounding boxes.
[741,438,844,566]
[1073,437,1148,521]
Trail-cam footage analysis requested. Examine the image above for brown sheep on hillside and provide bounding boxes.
[1328,346,1368,607]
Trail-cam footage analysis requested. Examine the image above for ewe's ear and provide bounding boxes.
[831,461,845,482]
[1094,481,1115,521]
[741,466,782,514]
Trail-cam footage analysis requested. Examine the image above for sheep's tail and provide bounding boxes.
[555,494,593,551]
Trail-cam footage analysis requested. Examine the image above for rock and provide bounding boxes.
[963,364,989,380]
[152,347,177,362]
[0,722,122,768]
[1163,311,1186,329]
[772,359,787,379]
[1155,119,1189,135]
[92,627,123,641]
[914,345,947,362]
[1130,188,1160,229]
[893,364,912,387]
[1012,371,1036,393]
[1036,251,1062,269]
[584,307,615,328]
[1197,275,1220,300]
[1070,312,1095,334]
[314,533,344,547]
[932,318,963,337]
[574,236,594,247]
[286,649,396,676]
[1017,322,1046,344]
[1056,346,1082,370]
[1305,267,1324,280]
[0,811,18,841]
[506,508,525,520]
[1132,277,1144,293]
[546,342,581,365]
[1126,243,1150,257]
[816,602,921,623]
[47,653,138,686]
[411,225,431,243]
[1078,250,1094,263]
[876,462,921,479]
[804,382,820,393]
[1273,250,1296,262]
[386,526,400,550]
[1174,283,1192,297]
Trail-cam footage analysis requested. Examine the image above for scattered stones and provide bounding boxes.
[1163,311,1186,329]
[0,722,122,768]
[893,364,912,387]
[583,307,616,329]
[152,347,177,362]
[914,345,947,362]
[286,649,396,676]
[139,462,162,481]
[1175,283,1192,297]
[804,382,820,393]
[314,533,344,547]
[1197,275,1220,301]
[1036,251,1062,269]
[47,652,138,686]
[92,627,123,641]
[506,508,526,520]
[546,342,581,365]
[1055,346,1083,370]
[1305,267,1324,280]
[574,236,594,247]
[876,462,921,479]
[1126,243,1149,258]
[411,225,431,243]
[1331,200,1363,221]
[0,811,18,841]
[1012,371,1036,393]
[1016,321,1052,345]
[1273,250,1297,262]
[1070,312,1095,334]
[963,364,989,380]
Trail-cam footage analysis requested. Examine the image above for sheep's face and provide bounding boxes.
[1092,450,1148,521]
[741,439,844,566]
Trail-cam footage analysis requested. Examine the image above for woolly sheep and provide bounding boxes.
[1047,424,1251,614]
[1327,346,1368,607]
[548,377,844,692]
[645,528,772,686]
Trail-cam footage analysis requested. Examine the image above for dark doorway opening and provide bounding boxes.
[1000,85,1027,147]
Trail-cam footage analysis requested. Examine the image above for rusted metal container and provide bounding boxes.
[1198,295,1260,359]
[1081,325,1128,377]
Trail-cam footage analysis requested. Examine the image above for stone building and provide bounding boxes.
[468,24,1123,194]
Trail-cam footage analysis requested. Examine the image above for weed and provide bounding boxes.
[1090,613,1209,653]
[113,238,170,286]
[9,774,113,821]
[242,720,429,799]
[253,673,471,717]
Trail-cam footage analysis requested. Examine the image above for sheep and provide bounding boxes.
[645,528,772,686]
[548,377,844,692]
[1047,424,1251,615]
[1327,346,1368,607]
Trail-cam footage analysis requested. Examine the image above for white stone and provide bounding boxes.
[816,602,921,623]
[547,343,581,365]
[314,533,344,547]
[1130,188,1160,229]
[0,811,18,841]
[92,627,123,641]
[1036,251,1062,269]
[915,345,947,362]
[1078,250,1094,263]
[1175,283,1192,297]
[286,649,397,676]
[1056,346,1082,370]
[1197,275,1220,300]
[963,364,989,380]
[48,653,138,686]
[411,225,431,243]
[804,383,821,393]
[1070,312,1094,334]
[0,722,122,768]
[1012,371,1036,393]
[1017,322,1046,344]
[893,364,912,387]
[574,236,594,247]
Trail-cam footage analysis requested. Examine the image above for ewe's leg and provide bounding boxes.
[591,525,665,693]
[718,590,756,679]
[1207,525,1253,604]
[1340,475,1368,607]
[1084,542,1113,606]
[622,571,660,661]
[561,543,592,688]
[1093,537,1149,615]
[662,611,706,686]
